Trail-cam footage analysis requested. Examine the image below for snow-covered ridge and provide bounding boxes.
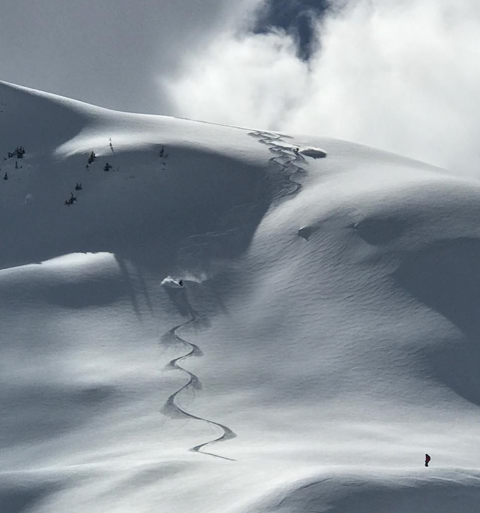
[1,80,480,512]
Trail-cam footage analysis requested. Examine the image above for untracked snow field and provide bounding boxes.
[1,80,480,512]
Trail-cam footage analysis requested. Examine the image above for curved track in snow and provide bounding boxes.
[248,130,307,201]
[161,315,237,461]
[160,130,305,461]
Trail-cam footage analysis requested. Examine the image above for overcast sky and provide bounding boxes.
[2,0,480,174]
[0,0,251,113]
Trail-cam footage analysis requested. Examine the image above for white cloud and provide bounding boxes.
[165,0,480,175]
[163,30,310,130]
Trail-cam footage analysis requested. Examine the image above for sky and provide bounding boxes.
[1,0,480,174]
[0,0,249,114]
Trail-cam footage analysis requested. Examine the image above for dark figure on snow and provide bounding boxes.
[75,183,82,191]
[425,454,431,467]
[65,192,77,206]
[178,280,183,286]
[3,172,7,180]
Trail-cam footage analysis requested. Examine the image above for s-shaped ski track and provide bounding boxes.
[162,317,237,462]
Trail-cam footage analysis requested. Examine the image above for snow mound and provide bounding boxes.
[297,225,316,240]
[241,471,480,513]
[299,146,327,158]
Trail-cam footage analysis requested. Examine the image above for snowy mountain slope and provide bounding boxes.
[0,81,269,271]
[1,80,480,512]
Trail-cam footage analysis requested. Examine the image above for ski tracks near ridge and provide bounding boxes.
[173,130,312,277]
[160,132,307,461]
[248,130,307,202]
[161,311,237,462]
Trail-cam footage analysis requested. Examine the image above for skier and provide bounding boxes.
[161,277,184,289]
[3,172,7,180]
[64,192,77,206]
[425,454,431,467]
[75,183,82,191]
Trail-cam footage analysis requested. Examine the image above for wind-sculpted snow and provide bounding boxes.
[3,81,480,512]
[237,470,480,513]
[395,237,480,407]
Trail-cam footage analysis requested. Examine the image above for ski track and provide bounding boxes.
[161,132,305,462]
[175,131,304,275]
[248,130,307,201]
[161,316,237,462]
